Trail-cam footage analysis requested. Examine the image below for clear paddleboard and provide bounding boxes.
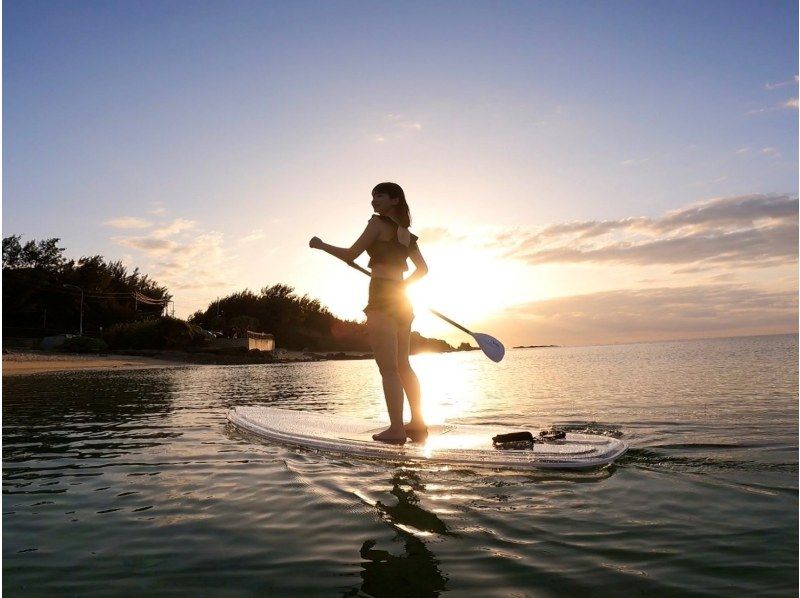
[228,406,627,470]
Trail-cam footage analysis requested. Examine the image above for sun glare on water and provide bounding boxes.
[411,353,478,425]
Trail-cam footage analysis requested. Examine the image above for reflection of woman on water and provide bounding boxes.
[310,182,428,444]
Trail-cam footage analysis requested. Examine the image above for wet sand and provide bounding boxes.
[3,352,188,376]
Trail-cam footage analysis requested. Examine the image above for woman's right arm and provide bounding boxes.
[310,218,380,263]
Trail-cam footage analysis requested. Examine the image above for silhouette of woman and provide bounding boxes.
[310,182,428,444]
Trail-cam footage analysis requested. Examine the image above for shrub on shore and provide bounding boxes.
[60,336,109,353]
[104,317,206,350]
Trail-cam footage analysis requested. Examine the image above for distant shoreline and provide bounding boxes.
[2,348,381,376]
[513,345,559,349]
[2,348,380,377]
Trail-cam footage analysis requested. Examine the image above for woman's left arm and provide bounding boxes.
[404,244,428,285]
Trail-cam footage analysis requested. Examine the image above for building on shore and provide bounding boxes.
[209,331,275,352]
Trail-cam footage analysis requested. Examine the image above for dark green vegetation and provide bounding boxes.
[3,236,454,354]
[3,235,169,340]
[103,317,206,351]
[59,336,109,353]
[188,285,454,353]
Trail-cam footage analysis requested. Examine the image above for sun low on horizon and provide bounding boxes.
[307,237,535,339]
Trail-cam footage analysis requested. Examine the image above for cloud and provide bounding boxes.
[498,194,798,268]
[148,202,167,215]
[649,193,793,231]
[492,284,797,346]
[114,237,177,254]
[764,76,798,90]
[760,147,781,158]
[621,158,649,167]
[415,227,465,244]
[152,218,196,238]
[105,217,152,229]
[373,114,423,142]
[238,229,265,244]
[746,98,799,114]
[385,113,422,130]
[110,214,230,295]
[531,218,650,243]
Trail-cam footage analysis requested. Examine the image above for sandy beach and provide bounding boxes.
[1,349,375,376]
[2,351,188,376]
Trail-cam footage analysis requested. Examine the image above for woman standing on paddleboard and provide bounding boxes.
[309,182,428,444]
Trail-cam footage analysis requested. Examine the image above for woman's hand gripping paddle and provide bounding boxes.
[345,261,506,363]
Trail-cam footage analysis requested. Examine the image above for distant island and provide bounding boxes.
[513,345,559,349]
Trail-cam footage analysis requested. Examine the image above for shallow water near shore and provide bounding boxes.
[3,334,797,596]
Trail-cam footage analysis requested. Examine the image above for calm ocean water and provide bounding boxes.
[3,334,797,596]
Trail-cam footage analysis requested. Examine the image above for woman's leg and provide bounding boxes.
[366,310,406,443]
[397,319,427,432]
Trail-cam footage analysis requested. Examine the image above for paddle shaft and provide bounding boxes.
[345,261,474,335]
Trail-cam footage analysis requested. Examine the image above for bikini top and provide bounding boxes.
[365,215,418,271]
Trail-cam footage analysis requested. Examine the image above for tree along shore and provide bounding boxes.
[3,236,456,354]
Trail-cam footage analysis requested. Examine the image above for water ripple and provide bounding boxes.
[3,335,797,596]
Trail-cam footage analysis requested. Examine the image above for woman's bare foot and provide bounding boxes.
[404,420,428,432]
[372,427,407,445]
[404,421,428,442]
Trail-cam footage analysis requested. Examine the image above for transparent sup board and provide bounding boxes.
[228,407,628,469]
[228,406,627,470]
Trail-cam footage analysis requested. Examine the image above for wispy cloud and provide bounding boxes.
[746,98,799,115]
[764,75,799,90]
[386,113,423,131]
[114,237,177,254]
[415,226,465,244]
[621,158,649,167]
[104,217,152,229]
[496,194,798,269]
[110,216,229,293]
[151,232,228,290]
[152,218,196,239]
[494,284,797,345]
[238,229,265,244]
[373,113,423,143]
[148,202,167,215]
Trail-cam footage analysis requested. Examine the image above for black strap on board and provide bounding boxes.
[492,429,566,450]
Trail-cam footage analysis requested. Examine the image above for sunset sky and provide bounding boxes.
[4,1,798,347]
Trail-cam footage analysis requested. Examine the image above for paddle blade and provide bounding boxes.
[472,332,505,363]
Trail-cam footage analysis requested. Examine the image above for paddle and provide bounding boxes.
[344,261,505,363]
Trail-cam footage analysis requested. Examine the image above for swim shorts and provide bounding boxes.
[364,278,414,325]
